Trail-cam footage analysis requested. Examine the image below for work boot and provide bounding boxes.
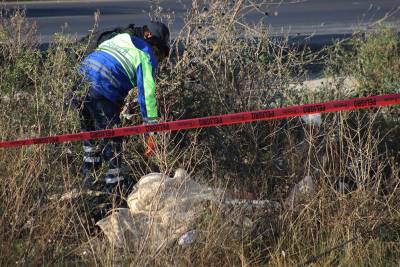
[102,167,125,193]
[82,174,105,191]
[81,143,101,179]
[82,174,95,189]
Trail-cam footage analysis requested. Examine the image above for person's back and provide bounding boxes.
[81,33,158,120]
[79,24,145,56]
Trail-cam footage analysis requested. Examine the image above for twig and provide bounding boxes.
[298,235,361,267]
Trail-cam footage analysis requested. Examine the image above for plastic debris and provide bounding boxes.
[178,230,196,246]
[301,113,322,126]
[97,169,315,250]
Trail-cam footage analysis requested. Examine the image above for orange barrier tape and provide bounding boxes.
[1,93,399,148]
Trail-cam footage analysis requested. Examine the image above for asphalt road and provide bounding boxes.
[2,0,400,42]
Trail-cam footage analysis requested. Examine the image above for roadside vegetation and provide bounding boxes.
[0,1,399,266]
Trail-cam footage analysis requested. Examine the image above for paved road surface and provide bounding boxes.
[2,0,400,42]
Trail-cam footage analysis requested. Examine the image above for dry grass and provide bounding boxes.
[0,1,399,266]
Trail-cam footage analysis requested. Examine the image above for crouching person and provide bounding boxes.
[78,21,170,191]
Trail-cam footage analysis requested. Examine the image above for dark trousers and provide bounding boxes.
[80,90,123,182]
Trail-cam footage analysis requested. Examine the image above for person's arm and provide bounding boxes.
[136,53,158,123]
[136,52,158,157]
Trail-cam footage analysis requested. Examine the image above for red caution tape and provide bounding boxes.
[0,93,399,149]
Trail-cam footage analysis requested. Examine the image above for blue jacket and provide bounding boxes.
[80,33,158,122]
